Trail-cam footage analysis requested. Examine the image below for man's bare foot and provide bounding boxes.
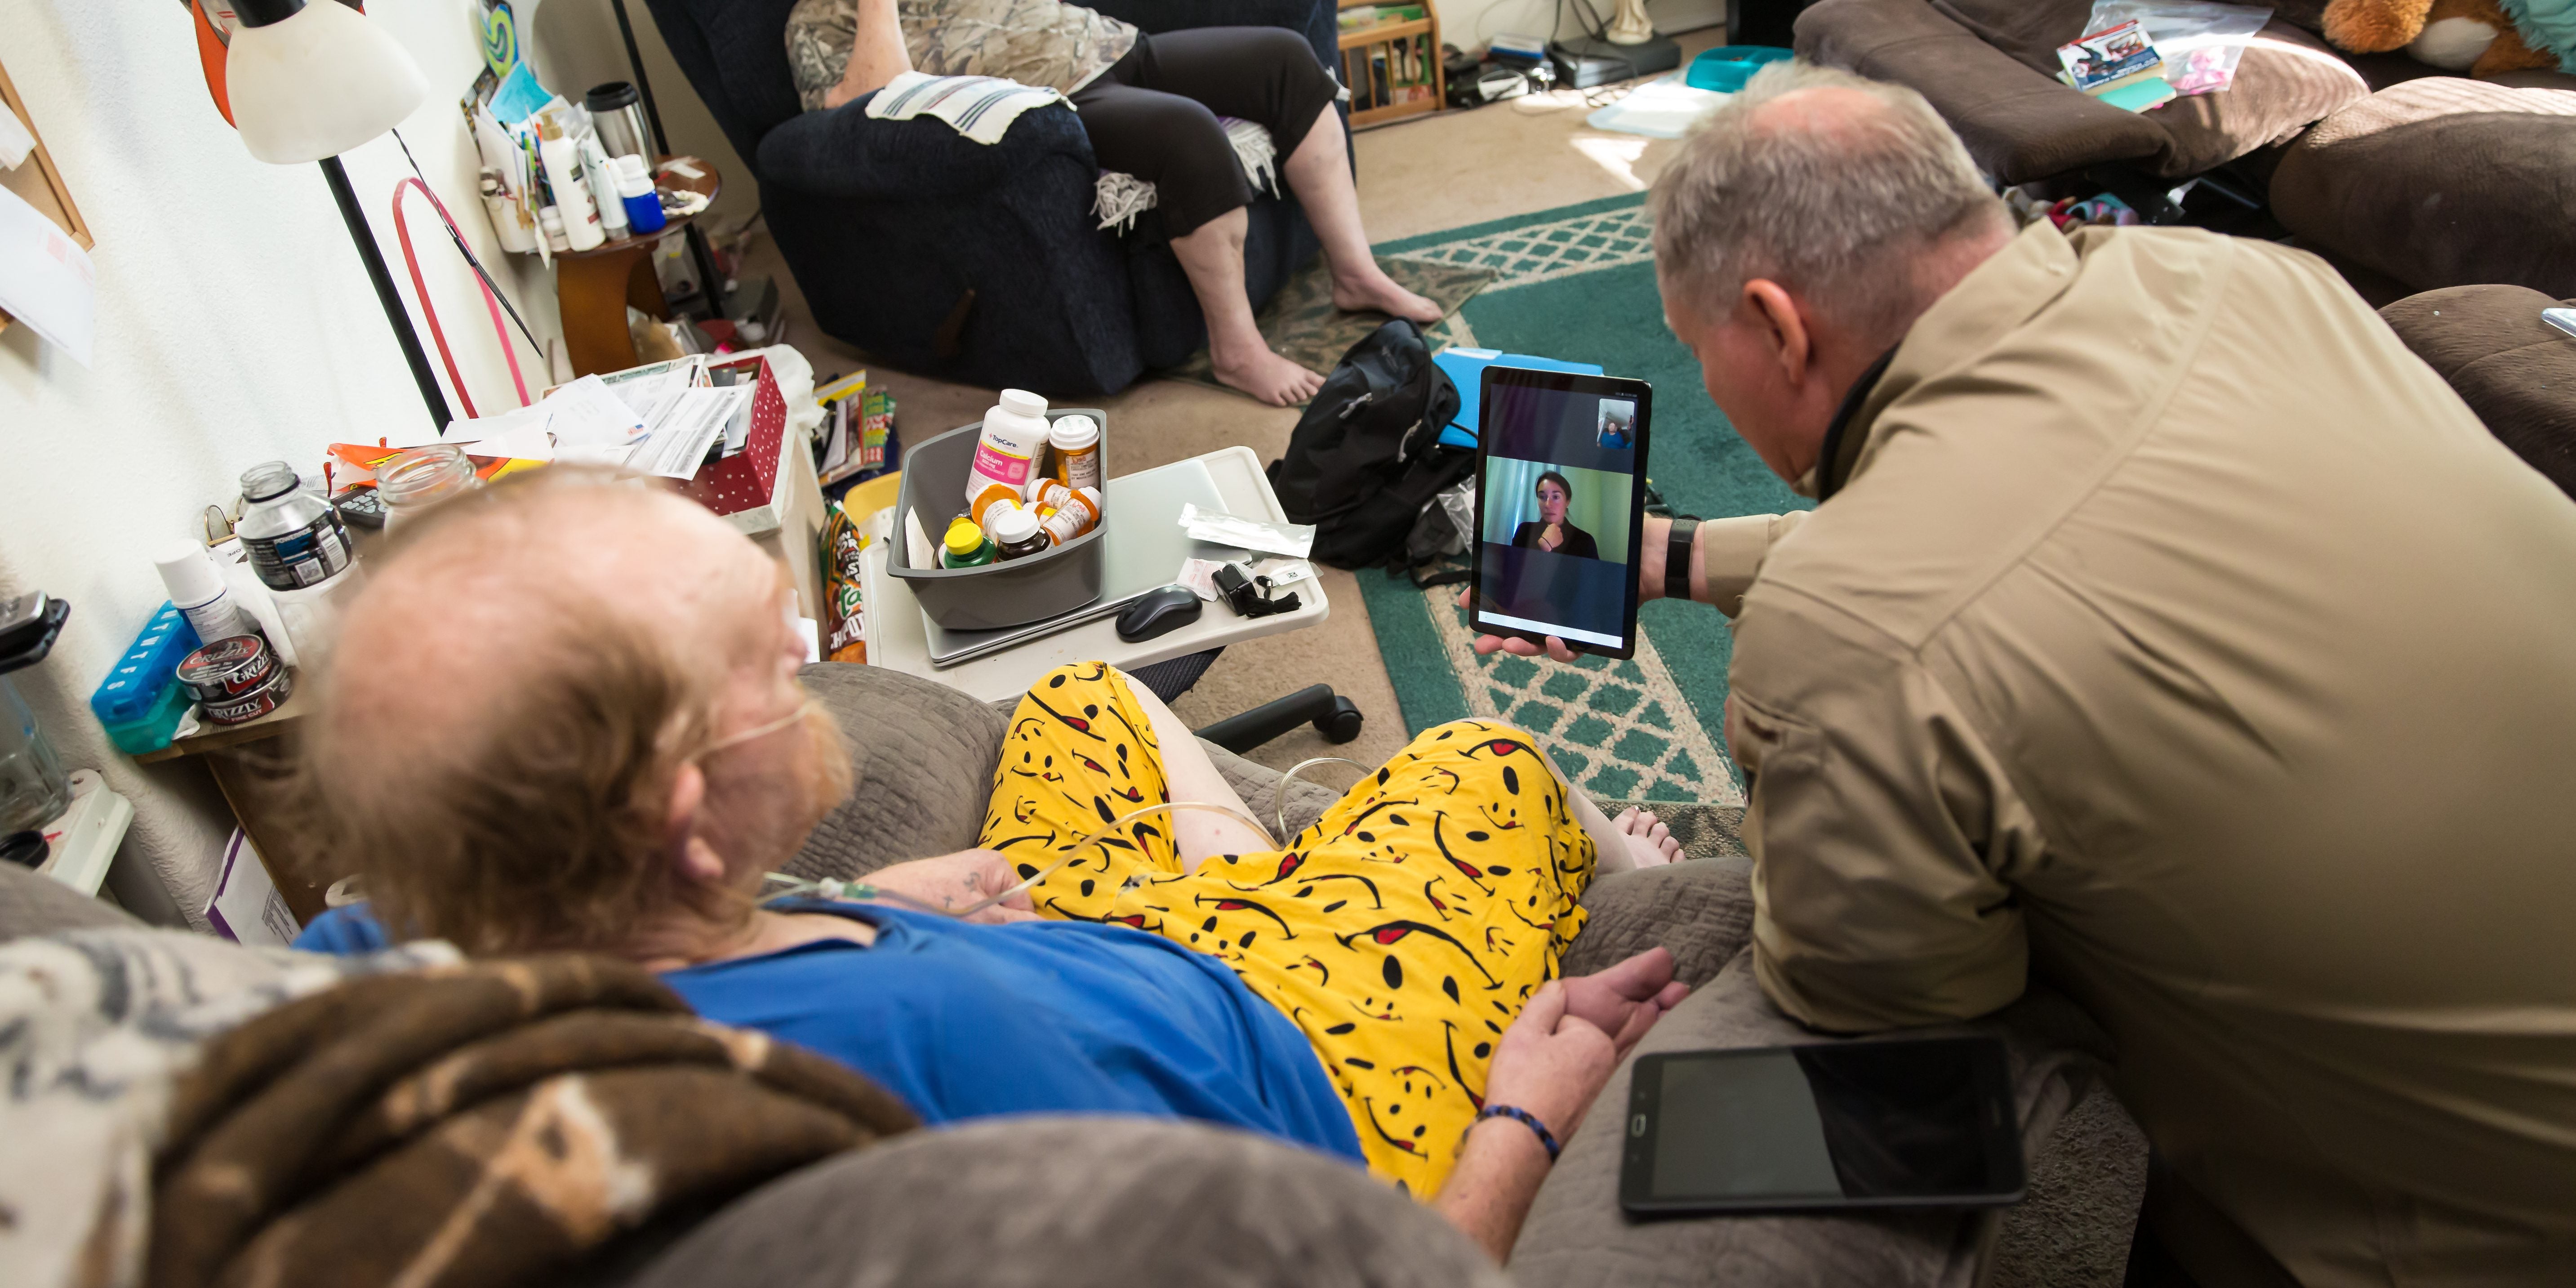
[1213,345,1326,406]
[1612,806,1682,867]
[1332,267,1444,324]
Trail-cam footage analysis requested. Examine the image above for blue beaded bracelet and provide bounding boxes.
[1475,1104,1562,1162]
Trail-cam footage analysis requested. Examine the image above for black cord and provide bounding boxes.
[389,129,547,359]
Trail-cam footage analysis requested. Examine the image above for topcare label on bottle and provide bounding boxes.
[971,438,1034,487]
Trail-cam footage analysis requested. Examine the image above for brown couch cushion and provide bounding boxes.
[2272,78,2576,296]
[2380,285,2576,499]
[1799,0,2367,183]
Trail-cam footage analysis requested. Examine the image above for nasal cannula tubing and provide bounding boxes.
[760,756,1379,919]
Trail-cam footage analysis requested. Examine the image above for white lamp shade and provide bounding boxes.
[226,1,429,164]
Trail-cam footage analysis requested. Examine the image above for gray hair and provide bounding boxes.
[1650,62,2006,346]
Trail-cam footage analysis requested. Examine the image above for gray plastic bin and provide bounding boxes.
[887,410,1108,631]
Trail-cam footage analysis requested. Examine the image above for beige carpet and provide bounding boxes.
[742,37,1729,773]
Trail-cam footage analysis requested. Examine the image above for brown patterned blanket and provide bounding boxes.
[144,954,915,1288]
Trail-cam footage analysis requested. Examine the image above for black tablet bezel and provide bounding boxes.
[1618,1038,2028,1217]
[1467,366,1653,661]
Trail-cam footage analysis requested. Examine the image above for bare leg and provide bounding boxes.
[1530,740,1679,872]
[1171,206,1325,406]
[1123,675,1278,872]
[1281,103,1441,323]
[821,0,911,108]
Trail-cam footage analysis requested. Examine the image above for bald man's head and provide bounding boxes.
[305,470,841,954]
[1649,62,2008,349]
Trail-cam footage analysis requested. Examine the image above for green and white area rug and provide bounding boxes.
[1354,193,1815,807]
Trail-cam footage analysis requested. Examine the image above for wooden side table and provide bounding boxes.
[555,156,722,378]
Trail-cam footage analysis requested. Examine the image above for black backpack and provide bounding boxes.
[1267,320,1470,570]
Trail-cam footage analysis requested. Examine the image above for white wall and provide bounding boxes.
[1439,0,1726,55]
[0,0,560,925]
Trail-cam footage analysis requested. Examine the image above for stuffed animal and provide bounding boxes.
[2320,0,2567,77]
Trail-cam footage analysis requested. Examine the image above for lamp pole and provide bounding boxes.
[318,154,453,430]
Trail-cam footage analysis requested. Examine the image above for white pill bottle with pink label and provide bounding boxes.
[963,389,1051,509]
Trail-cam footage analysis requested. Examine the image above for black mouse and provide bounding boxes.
[1117,585,1203,642]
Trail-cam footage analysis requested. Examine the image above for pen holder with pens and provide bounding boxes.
[887,411,1110,631]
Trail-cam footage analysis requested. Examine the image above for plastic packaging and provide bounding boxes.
[155,540,256,647]
[1048,414,1102,492]
[536,116,606,251]
[0,676,70,832]
[87,603,200,756]
[614,155,667,234]
[538,206,571,253]
[988,506,1050,562]
[1177,502,1317,559]
[942,519,997,567]
[2082,0,2271,94]
[964,390,1050,507]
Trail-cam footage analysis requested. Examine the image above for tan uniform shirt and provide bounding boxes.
[1711,223,2576,1285]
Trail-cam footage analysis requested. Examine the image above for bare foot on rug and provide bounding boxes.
[1332,265,1444,324]
[1612,806,1682,867]
[1214,344,1327,406]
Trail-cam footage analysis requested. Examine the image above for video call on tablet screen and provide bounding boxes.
[1472,368,1650,658]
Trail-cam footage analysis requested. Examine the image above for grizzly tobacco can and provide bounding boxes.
[176,634,293,725]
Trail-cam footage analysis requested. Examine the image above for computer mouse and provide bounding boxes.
[1117,585,1203,642]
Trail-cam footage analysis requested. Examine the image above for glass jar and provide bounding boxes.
[377,445,480,530]
[0,674,70,834]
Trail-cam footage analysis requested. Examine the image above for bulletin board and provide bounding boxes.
[0,56,93,339]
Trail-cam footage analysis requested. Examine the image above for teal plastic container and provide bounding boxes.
[1685,45,1793,93]
[89,602,201,755]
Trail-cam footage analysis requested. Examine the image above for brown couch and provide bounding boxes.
[1794,0,2576,296]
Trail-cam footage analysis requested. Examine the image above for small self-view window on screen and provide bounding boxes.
[1476,381,1640,650]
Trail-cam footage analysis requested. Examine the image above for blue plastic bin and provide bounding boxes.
[1685,45,1793,93]
[89,602,200,755]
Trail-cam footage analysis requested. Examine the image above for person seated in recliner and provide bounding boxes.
[782,0,1439,406]
[293,469,1690,1261]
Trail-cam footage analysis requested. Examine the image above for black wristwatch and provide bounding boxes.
[1664,517,1700,603]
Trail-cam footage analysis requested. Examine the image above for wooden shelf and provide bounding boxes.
[1338,16,1432,47]
[1338,0,1445,128]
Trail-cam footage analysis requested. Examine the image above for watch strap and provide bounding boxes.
[1664,517,1701,604]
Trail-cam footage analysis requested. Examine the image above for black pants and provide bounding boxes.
[1068,27,1342,237]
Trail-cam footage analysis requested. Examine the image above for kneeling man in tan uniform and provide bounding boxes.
[1482,63,2576,1286]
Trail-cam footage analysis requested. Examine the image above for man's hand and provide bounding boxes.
[859,850,1040,924]
[1459,515,1686,662]
[1486,947,1688,1139]
[1435,949,1689,1262]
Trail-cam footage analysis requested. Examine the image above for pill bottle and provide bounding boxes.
[1049,414,1101,492]
[988,505,1051,562]
[940,519,997,568]
[969,483,1025,530]
[614,156,667,234]
[1026,482,1101,539]
[963,389,1049,507]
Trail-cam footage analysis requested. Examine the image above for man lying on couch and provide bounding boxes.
[294,469,1690,1261]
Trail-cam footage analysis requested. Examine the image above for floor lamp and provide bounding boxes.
[222,0,453,430]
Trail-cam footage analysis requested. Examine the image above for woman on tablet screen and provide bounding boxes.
[1511,471,1599,560]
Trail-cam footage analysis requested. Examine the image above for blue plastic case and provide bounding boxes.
[89,602,201,755]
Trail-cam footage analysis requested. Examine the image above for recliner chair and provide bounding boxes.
[639,0,1335,395]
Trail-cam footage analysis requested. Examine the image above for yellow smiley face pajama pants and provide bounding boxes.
[978,662,1599,1196]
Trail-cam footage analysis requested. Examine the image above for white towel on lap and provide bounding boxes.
[865,71,1068,145]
